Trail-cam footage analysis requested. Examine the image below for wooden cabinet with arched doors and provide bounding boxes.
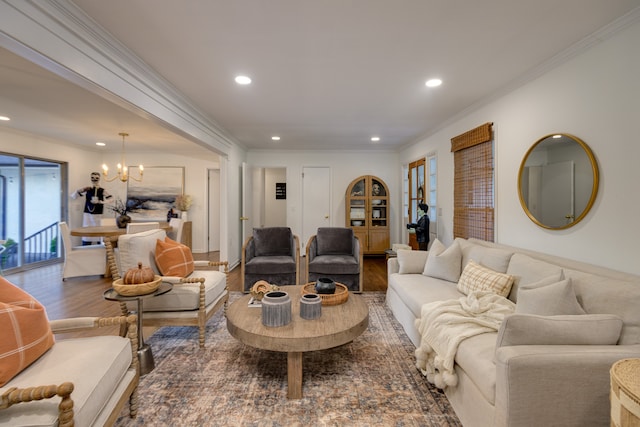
[345,175,390,254]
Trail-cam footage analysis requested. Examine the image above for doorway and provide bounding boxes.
[301,166,331,254]
[207,168,220,252]
[241,164,287,244]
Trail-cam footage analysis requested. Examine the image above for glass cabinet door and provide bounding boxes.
[370,178,387,227]
[348,178,366,227]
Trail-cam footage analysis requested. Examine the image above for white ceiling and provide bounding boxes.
[1,1,639,154]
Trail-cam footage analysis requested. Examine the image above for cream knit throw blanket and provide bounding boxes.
[415,291,515,389]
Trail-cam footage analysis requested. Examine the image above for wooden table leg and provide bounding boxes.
[287,351,303,399]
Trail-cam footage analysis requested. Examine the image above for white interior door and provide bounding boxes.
[207,169,220,252]
[241,162,254,245]
[302,166,331,254]
[541,161,574,227]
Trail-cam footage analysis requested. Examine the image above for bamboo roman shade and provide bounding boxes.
[451,123,494,241]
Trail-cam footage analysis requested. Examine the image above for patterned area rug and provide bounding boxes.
[115,292,461,426]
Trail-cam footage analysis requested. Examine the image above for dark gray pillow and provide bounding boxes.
[253,227,292,257]
[316,228,353,255]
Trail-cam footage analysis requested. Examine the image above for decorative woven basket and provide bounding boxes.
[113,276,162,296]
[302,282,349,306]
[610,358,640,427]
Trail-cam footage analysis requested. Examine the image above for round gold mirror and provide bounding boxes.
[518,133,599,230]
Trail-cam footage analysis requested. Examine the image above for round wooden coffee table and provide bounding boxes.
[226,285,369,399]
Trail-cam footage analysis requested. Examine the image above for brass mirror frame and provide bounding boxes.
[517,133,599,230]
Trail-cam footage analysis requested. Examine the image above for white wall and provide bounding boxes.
[0,128,231,254]
[246,150,400,244]
[98,149,221,254]
[400,19,640,275]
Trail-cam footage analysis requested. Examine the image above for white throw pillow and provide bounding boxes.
[506,253,564,303]
[496,313,623,348]
[397,249,428,274]
[516,278,586,316]
[457,260,515,297]
[422,239,462,282]
[460,244,513,273]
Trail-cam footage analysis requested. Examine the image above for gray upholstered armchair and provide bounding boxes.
[241,227,300,292]
[305,227,363,292]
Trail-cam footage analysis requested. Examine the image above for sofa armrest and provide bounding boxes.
[494,344,640,427]
[387,257,400,276]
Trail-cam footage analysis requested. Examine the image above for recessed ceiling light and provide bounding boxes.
[371,137,380,142]
[96,142,106,146]
[425,78,442,88]
[0,116,10,121]
[235,75,252,85]
[271,136,281,141]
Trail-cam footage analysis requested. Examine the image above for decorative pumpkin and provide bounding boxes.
[123,262,155,285]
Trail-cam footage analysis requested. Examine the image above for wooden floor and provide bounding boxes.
[3,254,388,338]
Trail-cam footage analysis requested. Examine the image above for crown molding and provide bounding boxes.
[0,0,237,156]
[401,5,640,151]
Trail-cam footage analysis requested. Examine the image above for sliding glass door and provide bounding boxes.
[0,153,65,273]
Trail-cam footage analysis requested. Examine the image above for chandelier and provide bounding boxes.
[101,132,143,182]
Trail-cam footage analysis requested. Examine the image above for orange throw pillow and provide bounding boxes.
[155,237,195,277]
[0,276,55,386]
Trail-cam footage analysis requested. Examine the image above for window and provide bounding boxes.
[451,123,494,241]
[0,153,65,272]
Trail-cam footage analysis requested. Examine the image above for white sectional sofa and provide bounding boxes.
[386,237,640,427]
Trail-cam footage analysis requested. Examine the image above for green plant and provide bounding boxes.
[50,236,58,254]
[1,238,16,269]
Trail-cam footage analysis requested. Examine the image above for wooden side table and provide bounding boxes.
[611,358,640,427]
[104,282,173,375]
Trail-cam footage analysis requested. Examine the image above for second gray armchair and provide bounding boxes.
[305,227,363,292]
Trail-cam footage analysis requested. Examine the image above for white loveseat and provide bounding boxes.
[386,238,640,427]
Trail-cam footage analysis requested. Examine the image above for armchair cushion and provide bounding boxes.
[245,256,297,275]
[0,334,133,427]
[132,270,227,312]
[0,277,54,387]
[253,227,293,257]
[155,237,194,277]
[316,227,353,255]
[308,255,359,275]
